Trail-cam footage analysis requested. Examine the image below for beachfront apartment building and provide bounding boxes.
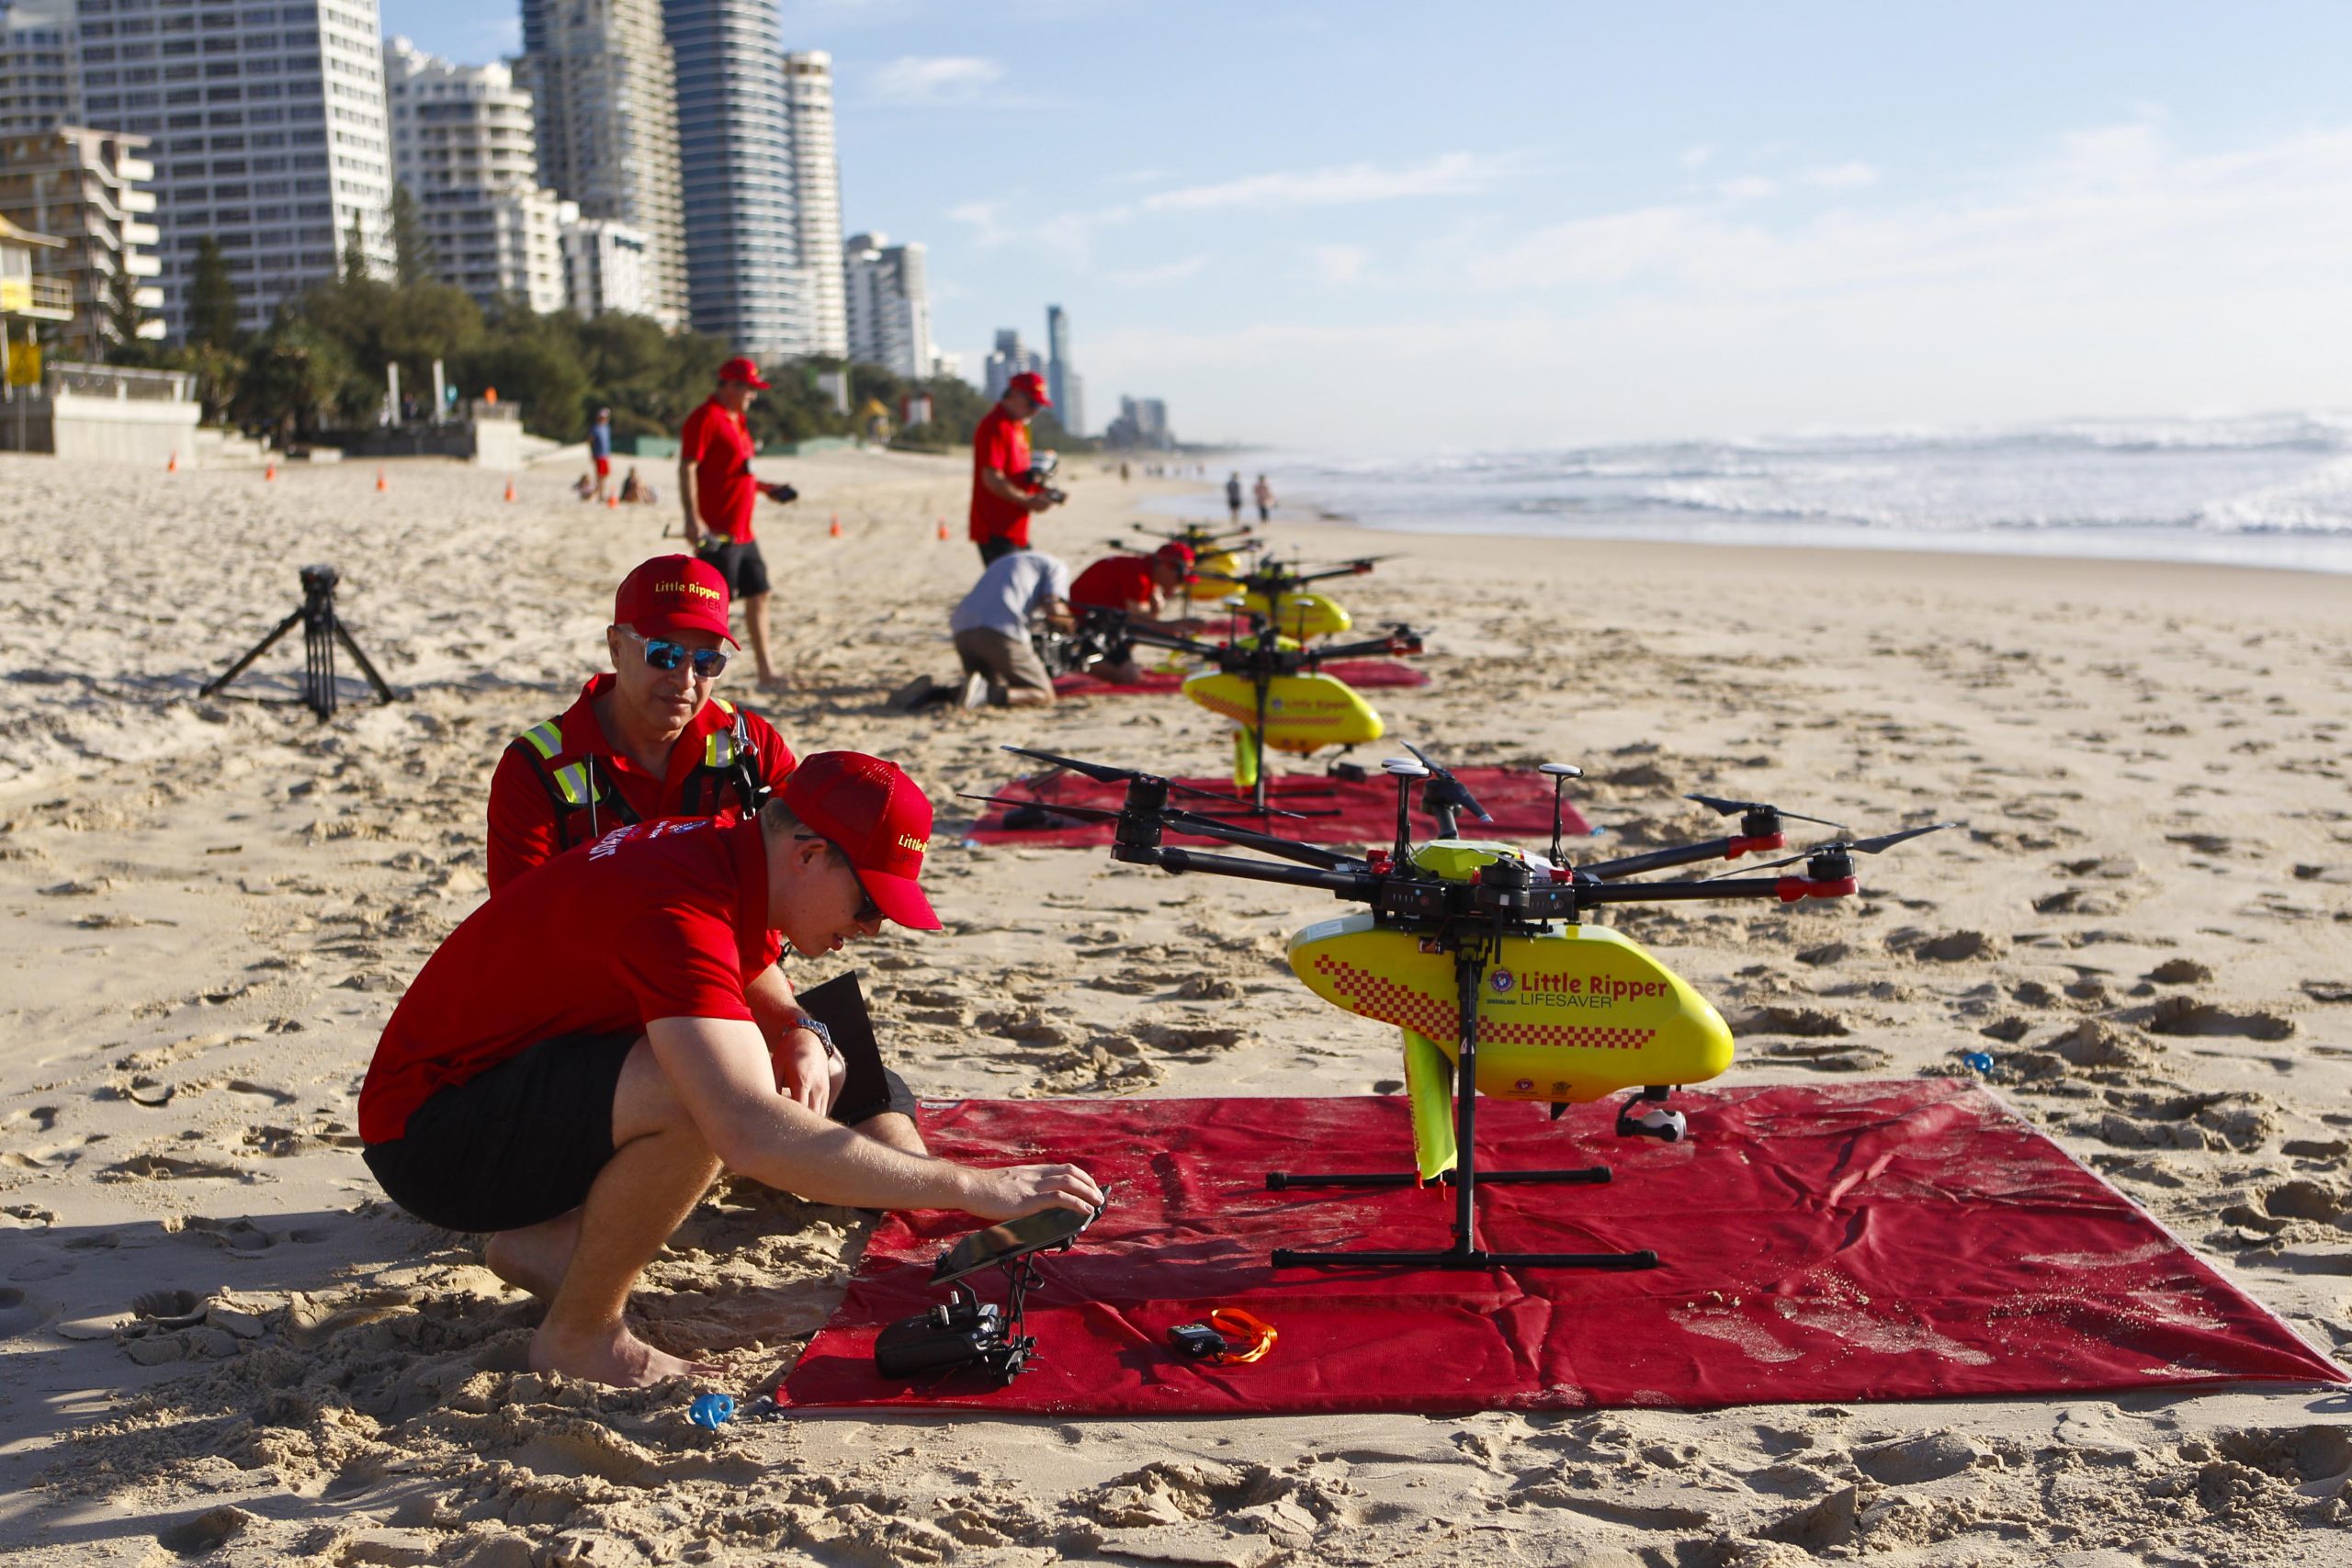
[1046,303,1085,437]
[662,0,799,357]
[0,0,81,137]
[842,230,932,381]
[1105,395,1172,450]
[560,213,649,317]
[0,125,164,356]
[70,0,394,340]
[782,50,843,359]
[383,38,566,313]
[516,0,684,329]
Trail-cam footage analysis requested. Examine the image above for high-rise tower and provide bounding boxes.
[783,50,844,358]
[662,0,797,355]
[74,0,394,339]
[1046,304,1085,437]
[517,0,686,328]
[383,39,568,313]
[0,0,80,138]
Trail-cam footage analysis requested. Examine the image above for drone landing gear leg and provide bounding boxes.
[1269,941,1661,1273]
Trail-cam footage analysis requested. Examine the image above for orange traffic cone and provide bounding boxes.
[165,450,178,474]
[829,513,842,538]
[503,476,517,502]
[935,518,949,541]
[375,467,388,492]
[606,493,617,509]
[264,461,276,481]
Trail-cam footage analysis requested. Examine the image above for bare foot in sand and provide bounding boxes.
[529,1319,716,1388]
[484,1214,581,1303]
[756,671,790,692]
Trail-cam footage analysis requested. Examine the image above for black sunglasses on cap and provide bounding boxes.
[795,833,883,923]
[619,626,729,679]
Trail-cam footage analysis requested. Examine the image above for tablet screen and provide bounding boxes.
[931,1199,1103,1284]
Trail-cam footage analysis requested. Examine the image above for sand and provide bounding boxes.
[0,445,2347,1566]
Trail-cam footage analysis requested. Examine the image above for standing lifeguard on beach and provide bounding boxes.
[968,369,1062,564]
[362,752,1104,1388]
[485,556,799,894]
[679,357,795,688]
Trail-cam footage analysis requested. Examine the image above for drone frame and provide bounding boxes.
[1071,760,1947,1274]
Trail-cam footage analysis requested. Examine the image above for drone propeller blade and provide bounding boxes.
[998,744,1304,812]
[957,793,1122,825]
[1713,819,1964,876]
[1683,792,1847,830]
[1849,820,1963,854]
[1401,741,1493,822]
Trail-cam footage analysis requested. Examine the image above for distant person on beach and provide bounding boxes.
[968,370,1061,565]
[1069,542,1196,682]
[1225,471,1244,524]
[1252,473,1274,523]
[590,408,614,503]
[361,751,1102,1386]
[618,466,651,504]
[948,547,1073,706]
[680,357,795,690]
[573,472,595,502]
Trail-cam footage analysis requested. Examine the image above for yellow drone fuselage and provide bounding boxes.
[1287,840,1735,1179]
[1182,668,1384,786]
[1230,589,1351,640]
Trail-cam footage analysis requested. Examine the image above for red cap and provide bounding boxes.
[614,555,736,647]
[1008,370,1051,408]
[718,355,772,390]
[782,751,942,931]
[1153,541,1196,580]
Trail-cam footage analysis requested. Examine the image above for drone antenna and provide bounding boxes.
[1382,757,1429,866]
[1539,763,1582,865]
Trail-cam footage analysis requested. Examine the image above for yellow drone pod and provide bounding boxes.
[1236,590,1352,641]
[1288,901,1736,1180]
[1182,670,1384,756]
[1192,548,1250,592]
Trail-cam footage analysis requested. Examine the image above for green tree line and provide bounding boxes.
[108,233,1014,453]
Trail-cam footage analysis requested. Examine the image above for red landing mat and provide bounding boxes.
[779,1083,2344,1415]
[1050,659,1430,697]
[964,765,1591,847]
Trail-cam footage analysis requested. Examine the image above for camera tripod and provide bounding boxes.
[201,564,395,721]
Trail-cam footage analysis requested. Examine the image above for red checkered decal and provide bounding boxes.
[1309,954,1657,1051]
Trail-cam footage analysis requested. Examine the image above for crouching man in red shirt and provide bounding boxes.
[359,753,1102,1387]
[1069,541,1197,682]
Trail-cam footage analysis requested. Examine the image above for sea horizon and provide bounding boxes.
[1144,410,2352,576]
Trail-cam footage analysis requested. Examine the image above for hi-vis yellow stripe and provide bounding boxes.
[520,721,561,760]
[552,761,594,805]
[705,729,737,769]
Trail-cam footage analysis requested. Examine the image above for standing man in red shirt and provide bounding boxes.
[486,555,798,892]
[361,753,1103,1388]
[679,357,797,689]
[968,369,1062,564]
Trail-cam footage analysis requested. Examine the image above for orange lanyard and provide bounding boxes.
[1208,1308,1277,1365]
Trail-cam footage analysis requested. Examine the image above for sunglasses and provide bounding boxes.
[619,626,729,679]
[796,834,883,923]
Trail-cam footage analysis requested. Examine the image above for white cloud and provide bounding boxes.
[1718,175,1781,202]
[868,56,1003,104]
[1679,145,1714,170]
[1136,152,1504,214]
[1110,256,1207,288]
[1803,161,1880,189]
[1312,245,1370,285]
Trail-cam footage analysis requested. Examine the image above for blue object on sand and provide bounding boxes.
[688,1392,736,1430]
[1962,1051,1995,1075]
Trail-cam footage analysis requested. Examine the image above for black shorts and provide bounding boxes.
[698,537,771,600]
[364,1030,637,1234]
[977,535,1019,566]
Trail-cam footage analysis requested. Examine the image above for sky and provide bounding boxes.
[385,1,2352,452]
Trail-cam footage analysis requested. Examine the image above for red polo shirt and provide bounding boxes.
[360,817,772,1144]
[967,404,1034,547]
[680,396,760,543]
[1070,554,1157,612]
[485,676,797,894]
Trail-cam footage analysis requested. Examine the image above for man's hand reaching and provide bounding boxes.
[958,1161,1103,1222]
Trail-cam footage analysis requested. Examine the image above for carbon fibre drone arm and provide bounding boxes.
[1113,840,1380,897]
[1577,835,1784,880]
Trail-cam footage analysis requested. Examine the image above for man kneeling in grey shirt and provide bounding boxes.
[948,548,1074,708]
